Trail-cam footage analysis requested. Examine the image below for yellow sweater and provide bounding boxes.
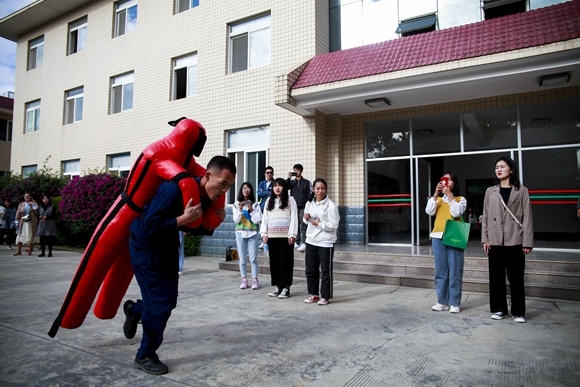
[432,196,463,233]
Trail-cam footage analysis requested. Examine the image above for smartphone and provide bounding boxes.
[290,172,297,176]
[440,177,449,186]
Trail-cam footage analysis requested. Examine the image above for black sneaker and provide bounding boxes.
[268,287,280,297]
[134,355,168,375]
[123,300,138,339]
[278,288,290,299]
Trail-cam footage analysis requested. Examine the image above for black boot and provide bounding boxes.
[48,247,52,257]
[38,246,45,257]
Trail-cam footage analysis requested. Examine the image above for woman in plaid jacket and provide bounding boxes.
[482,157,533,323]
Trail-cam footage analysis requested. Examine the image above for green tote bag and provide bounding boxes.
[442,217,470,250]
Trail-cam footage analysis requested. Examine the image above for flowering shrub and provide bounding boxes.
[0,169,66,204]
[59,173,126,241]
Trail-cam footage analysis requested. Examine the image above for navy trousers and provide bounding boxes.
[131,256,179,358]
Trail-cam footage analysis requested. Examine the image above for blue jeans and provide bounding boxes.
[235,233,260,278]
[178,232,184,272]
[432,238,464,307]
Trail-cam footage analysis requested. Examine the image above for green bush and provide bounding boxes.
[184,233,201,256]
[0,158,66,204]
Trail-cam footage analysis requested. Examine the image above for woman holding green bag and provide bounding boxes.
[425,172,466,314]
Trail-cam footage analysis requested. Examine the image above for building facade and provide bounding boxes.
[0,95,13,176]
[0,0,579,255]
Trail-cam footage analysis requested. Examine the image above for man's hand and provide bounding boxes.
[177,199,203,227]
[215,207,226,222]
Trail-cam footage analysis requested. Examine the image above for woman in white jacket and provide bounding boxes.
[302,178,340,306]
[232,182,262,290]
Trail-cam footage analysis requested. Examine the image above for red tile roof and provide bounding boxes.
[293,0,580,89]
[0,96,14,111]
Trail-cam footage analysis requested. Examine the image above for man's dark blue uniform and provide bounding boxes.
[129,181,182,364]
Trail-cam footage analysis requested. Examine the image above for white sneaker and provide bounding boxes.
[259,242,264,249]
[294,243,300,249]
[431,303,449,311]
[491,312,506,320]
[297,243,306,252]
[513,316,526,323]
[450,306,460,313]
[178,271,183,276]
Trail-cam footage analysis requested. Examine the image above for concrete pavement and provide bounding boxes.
[1,247,579,386]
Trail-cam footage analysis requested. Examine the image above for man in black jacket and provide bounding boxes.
[287,164,312,251]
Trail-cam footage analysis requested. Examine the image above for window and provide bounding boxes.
[173,54,197,100]
[229,14,270,73]
[115,0,138,37]
[396,13,437,36]
[0,119,12,142]
[65,87,84,124]
[226,126,270,204]
[28,36,44,70]
[111,72,134,114]
[22,165,37,176]
[68,16,87,55]
[25,100,41,133]
[483,0,526,20]
[108,153,131,177]
[176,0,199,14]
[62,159,81,180]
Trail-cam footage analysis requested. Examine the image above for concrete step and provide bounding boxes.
[218,252,580,301]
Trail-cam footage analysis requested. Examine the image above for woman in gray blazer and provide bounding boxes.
[482,157,533,323]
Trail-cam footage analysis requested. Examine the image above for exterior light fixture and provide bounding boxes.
[364,97,391,108]
[539,72,571,87]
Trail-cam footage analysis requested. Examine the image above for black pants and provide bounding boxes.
[39,235,55,254]
[0,228,16,245]
[488,245,526,317]
[305,244,334,299]
[268,237,294,288]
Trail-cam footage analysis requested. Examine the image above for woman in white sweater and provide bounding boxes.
[302,178,340,306]
[260,178,298,299]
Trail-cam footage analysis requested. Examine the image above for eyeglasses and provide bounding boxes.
[266,171,273,174]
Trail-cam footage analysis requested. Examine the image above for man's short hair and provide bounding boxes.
[293,164,303,171]
[265,166,274,173]
[207,156,237,175]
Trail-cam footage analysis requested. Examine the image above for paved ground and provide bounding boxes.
[1,247,579,386]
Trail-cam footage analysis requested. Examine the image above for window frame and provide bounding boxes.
[115,0,138,37]
[0,119,12,142]
[28,35,44,70]
[25,100,41,133]
[172,53,197,100]
[22,165,38,176]
[68,16,88,55]
[110,72,134,114]
[108,152,131,177]
[62,159,81,180]
[229,14,271,74]
[396,13,438,37]
[65,86,84,124]
[176,0,199,14]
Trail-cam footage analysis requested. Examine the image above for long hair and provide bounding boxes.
[442,171,460,197]
[41,195,52,209]
[495,157,521,189]
[309,178,327,202]
[266,178,289,211]
[236,182,256,203]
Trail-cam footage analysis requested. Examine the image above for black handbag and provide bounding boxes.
[225,246,238,261]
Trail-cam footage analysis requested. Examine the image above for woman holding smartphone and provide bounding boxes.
[232,182,262,290]
[482,157,533,323]
[425,172,466,313]
[303,178,340,306]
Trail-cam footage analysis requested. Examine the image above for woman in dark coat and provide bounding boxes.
[37,195,58,257]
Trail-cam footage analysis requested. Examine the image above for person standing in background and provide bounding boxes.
[303,178,340,306]
[37,195,58,257]
[178,231,185,276]
[482,157,533,323]
[233,182,262,290]
[0,199,16,249]
[260,178,298,299]
[257,166,275,248]
[14,193,39,256]
[287,164,312,252]
[425,172,467,314]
